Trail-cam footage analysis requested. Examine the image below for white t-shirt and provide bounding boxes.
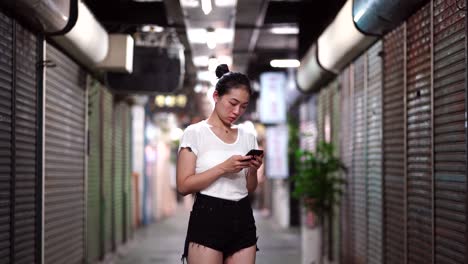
[178,120,258,201]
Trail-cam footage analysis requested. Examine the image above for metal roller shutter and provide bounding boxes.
[0,12,39,264]
[44,43,86,264]
[330,80,341,261]
[352,55,367,264]
[113,102,124,246]
[406,4,433,263]
[0,11,13,263]
[87,79,101,262]
[317,89,325,144]
[366,40,383,264]
[339,67,353,262]
[332,81,340,151]
[102,88,113,253]
[123,104,132,241]
[382,25,406,264]
[321,84,332,257]
[14,21,38,264]
[433,0,466,263]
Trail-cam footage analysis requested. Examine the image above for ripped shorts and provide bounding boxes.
[181,192,258,263]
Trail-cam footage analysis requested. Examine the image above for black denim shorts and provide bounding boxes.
[181,193,259,262]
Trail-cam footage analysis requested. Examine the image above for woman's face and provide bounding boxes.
[214,86,250,124]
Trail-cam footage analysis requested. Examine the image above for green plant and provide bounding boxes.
[292,141,346,219]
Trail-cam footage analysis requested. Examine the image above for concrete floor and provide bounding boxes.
[110,205,301,264]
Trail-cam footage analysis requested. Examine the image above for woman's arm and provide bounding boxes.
[176,147,251,196]
[246,155,264,193]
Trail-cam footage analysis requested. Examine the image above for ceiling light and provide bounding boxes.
[165,95,176,107]
[155,95,165,107]
[208,56,218,72]
[194,84,204,93]
[193,56,209,67]
[270,59,300,68]
[187,29,207,43]
[201,0,212,15]
[176,95,187,107]
[206,27,216,49]
[270,26,299,35]
[141,25,164,33]
[214,28,234,43]
[214,0,237,7]
[197,71,217,85]
[187,28,234,44]
[180,0,199,8]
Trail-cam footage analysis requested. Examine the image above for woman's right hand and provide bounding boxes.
[219,155,252,174]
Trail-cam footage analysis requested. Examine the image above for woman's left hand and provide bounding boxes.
[248,155,263,170]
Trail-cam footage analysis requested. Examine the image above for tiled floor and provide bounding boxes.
[111,205,301,264]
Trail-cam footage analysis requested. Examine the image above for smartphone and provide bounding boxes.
[246,149,264,157]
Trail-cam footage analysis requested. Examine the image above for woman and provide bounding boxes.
[177,64,263,264]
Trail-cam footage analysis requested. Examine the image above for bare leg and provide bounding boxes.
[224,245,257,264]
[187,242,223,264]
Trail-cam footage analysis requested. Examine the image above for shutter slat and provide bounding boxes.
[433,0,467,263]
[0,11,12,262]
[383,25,406,264]
[44,43,86,264]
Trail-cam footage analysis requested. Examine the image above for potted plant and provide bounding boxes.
[291,140,346,264]
[291,140,346,227]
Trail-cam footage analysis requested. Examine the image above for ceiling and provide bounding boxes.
[83,0,345,80]
[83,0,345,118]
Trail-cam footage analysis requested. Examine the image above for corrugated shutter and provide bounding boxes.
[339,67,353,262]
[352,55,367,264]
[321,84,332,258]
[406,4,433,263]
[382,25,406,264]
[14,21,38,264]
[0,11,13,263]
[113,101,124,246]
[102,88,113,253]
[87,79,101,262]
[0,13,39,263]
[44,43,86,264]
[317,89,325,144]
[433,0,466,263]
[123,104,132,241]
[330,80,341,261]
[366,40,383,264]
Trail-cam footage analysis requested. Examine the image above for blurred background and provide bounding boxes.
[1,0,467,263]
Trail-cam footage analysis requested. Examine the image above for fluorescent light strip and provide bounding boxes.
[270,26,299,35]
[201,0,212,15]
[270,59,300,68]
[214,0,237,7]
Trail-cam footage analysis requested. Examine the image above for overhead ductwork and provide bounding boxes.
[2,0,134,73]
[2,0,77,34]
[353,0,427,35]
[52,1,109,67]
[296,45,335,94]
[297,0,426,93]
[297,0,377,93]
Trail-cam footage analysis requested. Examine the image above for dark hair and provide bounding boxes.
[215,64,252,96]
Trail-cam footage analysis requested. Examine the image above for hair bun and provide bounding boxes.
[215,64,229,78]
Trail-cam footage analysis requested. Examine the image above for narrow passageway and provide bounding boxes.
[112,204,301,264]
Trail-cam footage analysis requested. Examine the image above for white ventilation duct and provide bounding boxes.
[52,1,109,66]
[1,0,74,33]
[296,45,335,93]
[297,0,377,93]
[317,0,377,73]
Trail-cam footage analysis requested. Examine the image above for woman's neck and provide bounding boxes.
[206,114,232,131]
